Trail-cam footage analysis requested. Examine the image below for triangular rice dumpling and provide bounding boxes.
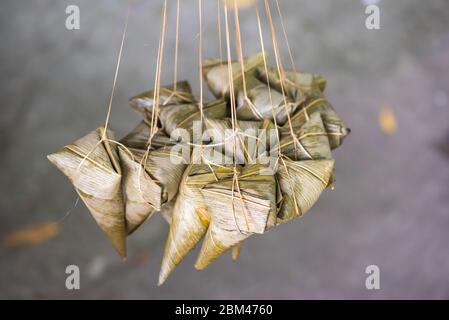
[277,112,332,161]
[202,52,265,98]
[276,159,334,224]
[129,81,195,129]
[281,92,350,149]
[236,75,301,125]
[204,117,272,164]
[47,127,126,257]
[158,99,228,140]
[257,67,327,99]
[158,156,238,285]
[195,164,277,270]
[129,81,195,117]
[120,121,175,150]
[118,145,186,234]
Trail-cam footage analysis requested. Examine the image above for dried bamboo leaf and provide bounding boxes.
[202,52,265,98]
[159,162,237,285]
[282,92,350,149]
[236,76,300,125]
[195,164,276,270]
[278,112,332,161]
[120,121,175,150]
[119,144,185,234]
[129,81,195,116]
[257,67,327,99]
[204,117,267,164]
[277,159,334,224]
[159,99,228,139]
[47,128,126,257]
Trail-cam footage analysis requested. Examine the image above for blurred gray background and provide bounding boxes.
[1,0,449,299]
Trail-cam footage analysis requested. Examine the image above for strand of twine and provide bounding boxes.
[256,3,299,219]
[56,196,80,225]
[223,0,247,233]
[198,0,205,158]
[76,1,132,173]
[217,0,223,65]
[138,0,168,203]
[231,0,251,232]
[264,0,311,160]
[274,0,307,120]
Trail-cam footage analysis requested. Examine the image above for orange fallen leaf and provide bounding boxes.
[2,223,59,248]
[379,106,397,135]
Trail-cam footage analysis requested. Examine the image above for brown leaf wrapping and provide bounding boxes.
[119,121,185,234]
[120,121,175,150]
[158,99,228,139]
[129,81,195,124]
[159,163,237,285]
[276,159,334,224]
[195,164,276,270]
[236,75,300,125]
[278,112,332,161]
[202,52,265,98]
[257,67,327,99]
[204,117,273,164]
[119,146,186,234]
[282,92,350,149]
[47,128,126,257]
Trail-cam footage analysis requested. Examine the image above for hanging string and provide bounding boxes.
[274,0,307,120]
[223,0,237,158]
[173,0,180,92]
[56,196,80,225]
[258,2,300,217]
[138,0,168,195]
[223,0,243,232]
[149,0,168,141]
[275,0,297,76]
[233,0,262,122]
[77,1,132,173]
[255,4,281,155]
[102,0,132,138]
[217,0,224,65]
[264,0,311,159]
[198,0,204,123]
[233,0,247,98]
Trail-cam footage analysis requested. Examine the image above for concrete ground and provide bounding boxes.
[1,0,449,299]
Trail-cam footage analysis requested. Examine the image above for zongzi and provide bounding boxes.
[195,164,277,269]
[47,127,127,257]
